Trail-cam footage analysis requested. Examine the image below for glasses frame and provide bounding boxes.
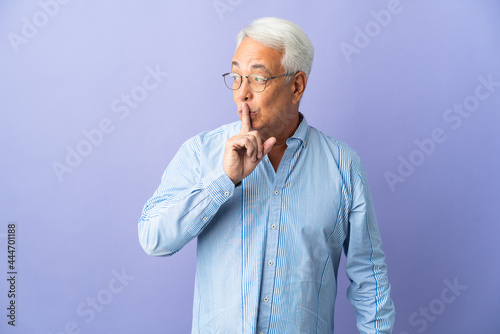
[222,72,295,92]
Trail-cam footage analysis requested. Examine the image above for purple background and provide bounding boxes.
[1,1,499,333]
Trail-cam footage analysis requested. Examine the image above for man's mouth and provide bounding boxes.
[239,108,258,115]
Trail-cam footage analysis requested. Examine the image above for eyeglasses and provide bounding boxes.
[222,72,295,92]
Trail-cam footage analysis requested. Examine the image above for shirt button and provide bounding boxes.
[264,297,269,302]
[274,190,279,195]
[224,191,230,196]
[271,224,277,230]
[268,260,273,266]
[203,217,208,221]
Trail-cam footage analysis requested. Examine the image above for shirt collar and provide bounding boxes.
[287,112,310,148]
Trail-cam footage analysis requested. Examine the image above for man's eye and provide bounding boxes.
[253,76,266,83]
[231,74,240,81]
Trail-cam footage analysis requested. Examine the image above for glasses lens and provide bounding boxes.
[224,73,241,90]
[249,74,267,92]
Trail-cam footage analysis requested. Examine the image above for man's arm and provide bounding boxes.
[344,157,395,333]
[138,136,235,256]
[138,105,274,257]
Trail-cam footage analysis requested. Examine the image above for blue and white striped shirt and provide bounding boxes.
[138,116,395,333]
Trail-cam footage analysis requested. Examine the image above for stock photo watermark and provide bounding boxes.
[399,277,467,334]
[7,0,72,54]
[48,267,134,334]
[385,73,500,192]
[213,0,244,21]
[51,64,169,182]
[3,222,18,327]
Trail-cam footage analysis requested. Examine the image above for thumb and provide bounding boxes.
[262,137,276,156]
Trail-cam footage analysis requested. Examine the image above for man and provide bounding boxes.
[139,17,395,333]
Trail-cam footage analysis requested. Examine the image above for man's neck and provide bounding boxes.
[267,112,301,172]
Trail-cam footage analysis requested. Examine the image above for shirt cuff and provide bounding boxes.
[203,168,235,206]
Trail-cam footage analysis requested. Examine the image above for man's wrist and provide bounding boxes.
[203,168,236,205]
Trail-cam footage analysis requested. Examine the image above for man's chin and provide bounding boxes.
[256,125,275,139]
[249,119,263,131]
[242,116,274,139]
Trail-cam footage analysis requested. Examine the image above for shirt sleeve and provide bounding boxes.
[138,136,235,256]
[344,156,396,333]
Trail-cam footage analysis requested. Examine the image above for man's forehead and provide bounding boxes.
[232,38,282,69]
[232,61,267,69]
[231,61,273,75]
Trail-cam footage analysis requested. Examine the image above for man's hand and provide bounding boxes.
[223,104,276,185]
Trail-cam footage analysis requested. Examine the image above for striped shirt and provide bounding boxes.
[138,116,395,333]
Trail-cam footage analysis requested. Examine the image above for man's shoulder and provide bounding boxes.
[199,121,241,139]
[307,125,361,163]
[182,121,240,150]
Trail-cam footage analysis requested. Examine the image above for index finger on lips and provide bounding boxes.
[239,103,251,134]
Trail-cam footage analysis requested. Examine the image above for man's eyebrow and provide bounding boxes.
[250,64,268,71]
[251,64,272,76]
[231,62,272,75]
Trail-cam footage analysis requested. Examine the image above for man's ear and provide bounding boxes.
[291,72,307,105]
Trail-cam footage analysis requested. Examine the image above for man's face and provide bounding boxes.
[231,38,296,138]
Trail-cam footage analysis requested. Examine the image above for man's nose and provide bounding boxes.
[237,77,253,101]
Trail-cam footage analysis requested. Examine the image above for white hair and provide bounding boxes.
[236,17,314,80]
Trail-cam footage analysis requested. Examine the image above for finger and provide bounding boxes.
[263,137,276,156]
[243,134,259,162]
[252,132,264,160]
[239,103,251,134]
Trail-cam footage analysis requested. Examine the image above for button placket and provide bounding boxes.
[256,141,299,333]
[257,185,281,331]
